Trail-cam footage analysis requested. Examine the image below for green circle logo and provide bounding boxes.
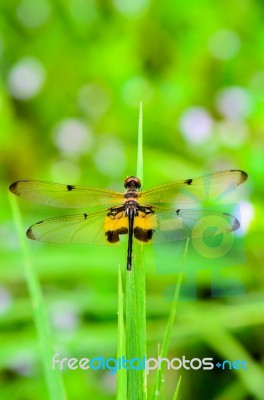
[191,215,234,259]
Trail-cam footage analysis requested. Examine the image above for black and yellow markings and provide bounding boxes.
[104,208,158,244]
[104,211,128,243]
[133,210,157,243]
[106,227,129,243]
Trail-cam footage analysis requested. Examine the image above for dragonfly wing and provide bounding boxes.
[27,209,128,245]
[140,170,247,207]
[148,207,240,243]
[9,180,124,208]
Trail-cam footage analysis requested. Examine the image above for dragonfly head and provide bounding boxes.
[124,176,141,190]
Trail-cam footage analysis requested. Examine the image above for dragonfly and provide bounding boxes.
[9,170,247,270]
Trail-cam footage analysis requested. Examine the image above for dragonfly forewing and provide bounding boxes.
[140,170,247,207]
[9,180,124,208]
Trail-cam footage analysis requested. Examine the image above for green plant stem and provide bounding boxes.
[137,101,143,184]
[153,239,189,399]
[172,375,182,400]
[117,265,127,399]
[125,102,146,399]
[126,246,147,400]
[9,195,66,400]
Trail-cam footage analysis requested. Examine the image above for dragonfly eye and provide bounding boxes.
[124,176,141,189]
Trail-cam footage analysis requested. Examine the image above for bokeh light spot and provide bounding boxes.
[0,287,12,315]
[179,107,213,144]
[9,352,35,377]
[78,84,110,118]
[236,201,255,235]
[209,29,241,60]
[50,301,80,332]
[215,87,253,119]
[113,0,149,16]
[53,118,93,156]
[50,159,81,183]
[216,119,248,148]
[94,137,126,178]
[16,0,51,28]
[7,57,46,100]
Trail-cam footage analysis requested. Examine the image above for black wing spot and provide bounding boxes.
[184,178,193,185]
[105,228,128,243]
[223,212,240,231]
[9,182,19,194]
[26,228,35,239]
[84,213,88,219]
[105,231,119,243]
[134,227,153,242]
[67,185,76,191]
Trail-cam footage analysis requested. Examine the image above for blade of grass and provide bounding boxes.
[172,375,182,400]
[137,101,143,185]
[126,246,147,400]
[125,102,147,400]
[9,194,66,400]
[153,239,189,399]
[203,329,264,400]
[117,265,127,400]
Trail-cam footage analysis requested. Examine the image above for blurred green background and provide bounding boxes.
[1,0,264,399]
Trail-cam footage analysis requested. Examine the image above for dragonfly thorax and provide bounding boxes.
[124,200,139,216]
[124,192,138,199]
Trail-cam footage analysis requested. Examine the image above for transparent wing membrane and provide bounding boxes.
[26,206,239,246]
[140,170,247,207]
[27,210,113,245]
[9,180,124,208]
[9,170,246,253]
[150,207,239,244]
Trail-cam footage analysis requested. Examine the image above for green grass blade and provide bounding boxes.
[9,194,66,400]
[153,239,189,399]
[117,266,127,400]
[203,329,264,399]
[126,246,147,400]
[125,102,147,399]
[172,375,182,400]
[137,101,143,185]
